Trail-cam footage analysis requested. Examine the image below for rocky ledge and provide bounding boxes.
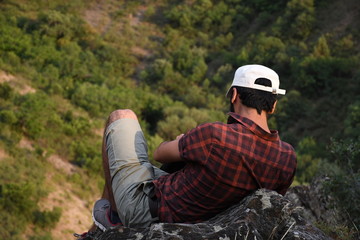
[95,183,336,240]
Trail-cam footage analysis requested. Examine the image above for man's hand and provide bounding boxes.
[153,134,184,163]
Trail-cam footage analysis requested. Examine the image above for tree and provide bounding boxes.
[273,0,315,40]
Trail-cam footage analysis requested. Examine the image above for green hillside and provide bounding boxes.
[0,0,359,239]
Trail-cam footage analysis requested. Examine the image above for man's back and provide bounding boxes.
[153,112,296,223]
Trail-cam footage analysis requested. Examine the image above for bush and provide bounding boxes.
[0,110,17,125]
[0,82,15,100]
[70,139,102,174]
[240,33,287,68]
[1,182,36,214]
[295,137,322,184]
[273,0,315,40]
[29,233,53,240]
[0,210,24,239]
[344,101,360,139]
[323,139,360,230]
[33,207,62,229]
[157,102,223,139]
[16,92,57,139]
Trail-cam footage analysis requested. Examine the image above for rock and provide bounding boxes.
[285,177,347,227]
[97,189,332,240]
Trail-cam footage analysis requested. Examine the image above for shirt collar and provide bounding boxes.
[227,112,279,141]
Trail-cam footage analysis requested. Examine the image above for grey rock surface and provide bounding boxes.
[285,178,346,227]
[97,188,332,240]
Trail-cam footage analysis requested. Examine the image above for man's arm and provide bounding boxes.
[153,134,184,163]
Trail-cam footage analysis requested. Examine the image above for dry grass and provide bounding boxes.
[0,147,8,161]
[0,70,36,95]
[38,175,97,240]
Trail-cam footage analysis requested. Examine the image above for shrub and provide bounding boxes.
[273,0,315,40]
[0,82,15,100]
[0,110,17,125]
[239,33,287,68]
[157,103,222,139]
[29,233,53,240]
[0,182,38,221]
[295,137,322,184]
[16,92,57,139]
[344,101,360,140]
[323,139,360,230]
[33,207,62,229]
[70,139,102,174]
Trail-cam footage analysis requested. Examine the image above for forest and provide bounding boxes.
[0,0,359,239]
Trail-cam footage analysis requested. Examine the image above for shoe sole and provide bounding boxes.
[92,208,107,232]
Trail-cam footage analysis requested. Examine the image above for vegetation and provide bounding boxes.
[0,0,359,239]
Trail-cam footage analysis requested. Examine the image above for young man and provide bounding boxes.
[75,64,297,239]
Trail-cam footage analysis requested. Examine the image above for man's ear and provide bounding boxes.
[269,100,277,114]
[231,87,238,104]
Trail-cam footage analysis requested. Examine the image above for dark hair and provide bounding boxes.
[229,78,277,114]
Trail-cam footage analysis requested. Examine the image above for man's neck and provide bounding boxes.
[235,107,270,133]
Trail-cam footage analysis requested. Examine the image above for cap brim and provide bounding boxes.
[225,85,286,96]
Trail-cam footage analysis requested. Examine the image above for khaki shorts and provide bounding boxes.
[105,118,167,228]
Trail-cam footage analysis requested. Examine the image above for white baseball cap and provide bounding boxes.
[226,64,286,97]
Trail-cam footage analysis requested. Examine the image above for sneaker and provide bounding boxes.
[73,227,103,240]
[92,199,122,232]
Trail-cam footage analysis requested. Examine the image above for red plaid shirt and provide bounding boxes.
[152,112,297,223]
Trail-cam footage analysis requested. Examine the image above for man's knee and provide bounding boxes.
[107,109,138,125]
